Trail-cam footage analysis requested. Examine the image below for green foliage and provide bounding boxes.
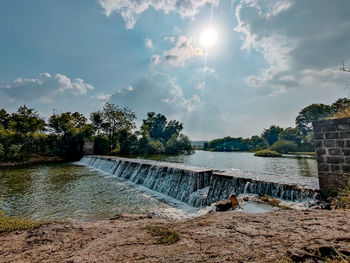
[296,103,332,135]
[261,125,283,146]
[138,112,191,155]
[269,140,298,154]
[9,105,45,134]
[254,150,282,157]
[0,108,10,129]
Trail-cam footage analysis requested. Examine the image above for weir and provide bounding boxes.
[80,155,318,207]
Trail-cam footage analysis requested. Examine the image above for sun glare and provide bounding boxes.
[200,28,218,49]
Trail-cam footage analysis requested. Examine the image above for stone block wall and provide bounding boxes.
[313,118,350,197]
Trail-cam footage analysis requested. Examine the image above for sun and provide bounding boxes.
[200,28,218,49]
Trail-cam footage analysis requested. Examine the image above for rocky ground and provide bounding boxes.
[1,209,350,263]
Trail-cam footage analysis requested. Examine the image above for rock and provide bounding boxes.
[215,195,239,212]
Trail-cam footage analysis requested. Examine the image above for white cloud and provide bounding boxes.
[234,0,350,94]
[196,82,205,91]
[152,36,203,67]
[145,37,153,49]
[91,93,111,101]
[0,73,94,103]
[109,71,227,139]
[98,0,218,29]
[201,67,215,74]
[164,36,175,43]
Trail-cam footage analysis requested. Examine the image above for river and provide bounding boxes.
[0,151,318,222]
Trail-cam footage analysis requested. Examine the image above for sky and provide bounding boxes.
[1,0,350,140]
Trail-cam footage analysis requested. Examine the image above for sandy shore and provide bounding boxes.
[1,209,350,263]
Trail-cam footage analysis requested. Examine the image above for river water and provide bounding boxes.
[0,151,318,222]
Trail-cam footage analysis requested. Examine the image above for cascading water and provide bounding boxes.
[79,156,319,208]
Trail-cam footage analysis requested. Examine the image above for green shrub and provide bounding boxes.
[255,150,282,157]
[268,140,298,154]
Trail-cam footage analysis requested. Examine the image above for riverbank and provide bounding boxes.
[1,209,349,262]
[0,155,65,168]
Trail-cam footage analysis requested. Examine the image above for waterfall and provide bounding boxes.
[79,156,318,208]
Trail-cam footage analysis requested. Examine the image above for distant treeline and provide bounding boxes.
[0,103,192,162]
[204,98,350,153]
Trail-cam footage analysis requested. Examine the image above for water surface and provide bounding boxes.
[0,163,205,222]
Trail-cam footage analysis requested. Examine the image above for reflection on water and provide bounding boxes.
[0,164,202,222]
[139,150,319,189]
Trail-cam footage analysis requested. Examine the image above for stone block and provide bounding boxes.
[337,140,345,148]
[342,149,350,156]
[322,124,337,132]
[338,124,350,131]
[330,165,341,172]
[324,140,336,148]
[316,148,326,156]
[325,132,339,139]
[314,133,324,140]
[340,132,350,139]
[342,165,350,173]
[326,156,344,164]
[317,163,329,171]
[328,148,341,156]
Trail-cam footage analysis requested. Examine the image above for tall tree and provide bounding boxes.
[261,125,284,146]
[9,105,45,134]
[101,103,136,144]
[141,112,183,143]
[0,109,10,129]
[295,103,332,135]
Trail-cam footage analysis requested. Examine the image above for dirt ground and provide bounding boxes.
[1,209,350,263]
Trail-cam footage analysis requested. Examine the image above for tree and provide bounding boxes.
[141,112,183,143]
[101,103,136,145]
[331,98,350,113]
[9,105,45,134]
[295,103,332,135]
[90,111,104,135]
[278,127,304,145]
[261,125,284,146]
[0,109,10,129]
[269,140,297,154]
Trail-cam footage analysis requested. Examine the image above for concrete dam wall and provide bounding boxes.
[80,156,318,207]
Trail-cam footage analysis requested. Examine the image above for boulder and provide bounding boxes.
[215,195,239,212]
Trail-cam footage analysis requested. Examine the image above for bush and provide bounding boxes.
[268,140,298,154]
[255,150,282,157]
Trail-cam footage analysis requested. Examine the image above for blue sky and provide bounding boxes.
[1,0,350,140]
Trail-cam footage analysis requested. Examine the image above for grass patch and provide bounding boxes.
[255,150,282,158]
[145,225,180,245]
[0,211,45,233]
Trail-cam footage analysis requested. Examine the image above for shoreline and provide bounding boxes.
[1,209,349,262]
[0,156,66,168]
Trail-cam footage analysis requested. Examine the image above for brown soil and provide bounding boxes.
[1,210,349,263]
